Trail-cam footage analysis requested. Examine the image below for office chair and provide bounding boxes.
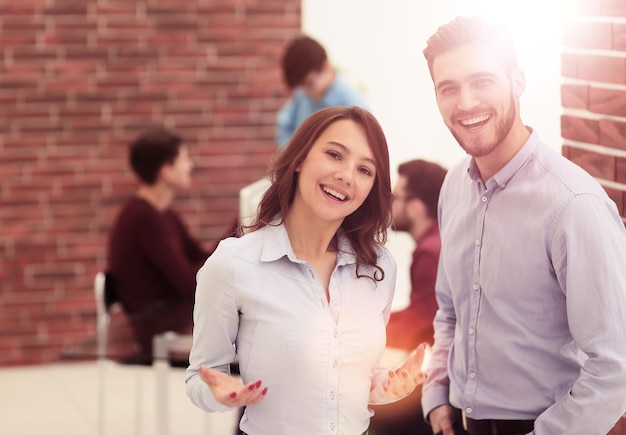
[94,271,196,435]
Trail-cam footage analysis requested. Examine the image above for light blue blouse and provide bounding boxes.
[422,129,626,434]
[186,223,397,435]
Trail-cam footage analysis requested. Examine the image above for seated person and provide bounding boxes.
[106,128,212,363]
[276,35,370,147]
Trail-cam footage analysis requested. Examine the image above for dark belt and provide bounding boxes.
[465,417,534,435]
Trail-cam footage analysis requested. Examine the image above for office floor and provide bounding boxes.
[0,361,239,435]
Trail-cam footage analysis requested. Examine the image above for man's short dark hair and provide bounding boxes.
[398,159,447,219]
[129,128,182,185]
[281,36,327,89]
[423,16,518,78]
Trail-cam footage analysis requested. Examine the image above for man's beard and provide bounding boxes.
[452,96,516,158]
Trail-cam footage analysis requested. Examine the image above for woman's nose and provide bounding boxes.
[334,165,353,186]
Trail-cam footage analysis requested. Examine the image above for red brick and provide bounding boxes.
[589,87,626,117]
[578,54,626,85]
[608,416,626,435]
[603,0,626,16]
[561,115,600,144]
[599,118,626,151]
[614,23,626,51]
[563,21,612,50]
[566,147,616,180]
[604,186,624,214]
[561,53,578,78]
[617,158,626,184]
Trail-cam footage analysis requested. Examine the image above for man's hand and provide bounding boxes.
[429,404,456,435]
[199,366,267,407]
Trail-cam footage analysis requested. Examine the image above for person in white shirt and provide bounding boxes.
[186,106,425,435]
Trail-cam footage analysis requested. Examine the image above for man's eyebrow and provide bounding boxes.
[435,72,498,91]
[327,141,376,166]
[435,79,457,91]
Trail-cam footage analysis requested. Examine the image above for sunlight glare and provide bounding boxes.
[452,0,563,71]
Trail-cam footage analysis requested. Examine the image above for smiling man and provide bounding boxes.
[420,16,626,435]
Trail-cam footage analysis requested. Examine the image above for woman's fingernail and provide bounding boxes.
[261,387,268,395]
[255,380,262,388]
[230,392,237,398]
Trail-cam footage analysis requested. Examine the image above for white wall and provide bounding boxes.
[302,1,563,308]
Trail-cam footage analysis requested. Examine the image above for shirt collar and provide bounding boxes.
[468,127,540,189]
[260,221,357,266]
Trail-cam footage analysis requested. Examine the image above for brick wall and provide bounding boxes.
[561,2,626,433]
[0,0,301,366]
[561,0,626,223]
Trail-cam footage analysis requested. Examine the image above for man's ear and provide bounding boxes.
[511,69,526,97]
[407,197,427,220]
[159,164,173,182]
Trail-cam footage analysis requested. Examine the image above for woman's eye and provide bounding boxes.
[327,150,341,160]
[359,167,374,177]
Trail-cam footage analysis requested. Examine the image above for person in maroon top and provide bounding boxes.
[107,128,212,362]
[369,159,454,435]
[386,159,447,350]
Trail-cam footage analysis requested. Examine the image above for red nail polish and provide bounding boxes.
[255,380,262,388]
[248,384,255,390]
[261,387,268,395]
[230,392,237,398]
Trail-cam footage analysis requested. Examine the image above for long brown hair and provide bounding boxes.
[250,106,392,281]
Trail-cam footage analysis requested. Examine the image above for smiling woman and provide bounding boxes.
[186,106,428,435]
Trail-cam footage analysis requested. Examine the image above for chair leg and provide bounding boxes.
[154,333,171,435]
[135,368,143,435]
[97,358,107,435]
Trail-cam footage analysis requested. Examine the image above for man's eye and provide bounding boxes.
[438,86,457,96]
[474,78,492,87]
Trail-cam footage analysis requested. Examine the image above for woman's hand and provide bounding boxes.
[382,342,426,400]
[199,366,268,407]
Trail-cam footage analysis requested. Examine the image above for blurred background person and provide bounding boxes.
[107,127,213,364]
[276,35,370,148]
[386,159,447,350]
[369,159,457,435]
